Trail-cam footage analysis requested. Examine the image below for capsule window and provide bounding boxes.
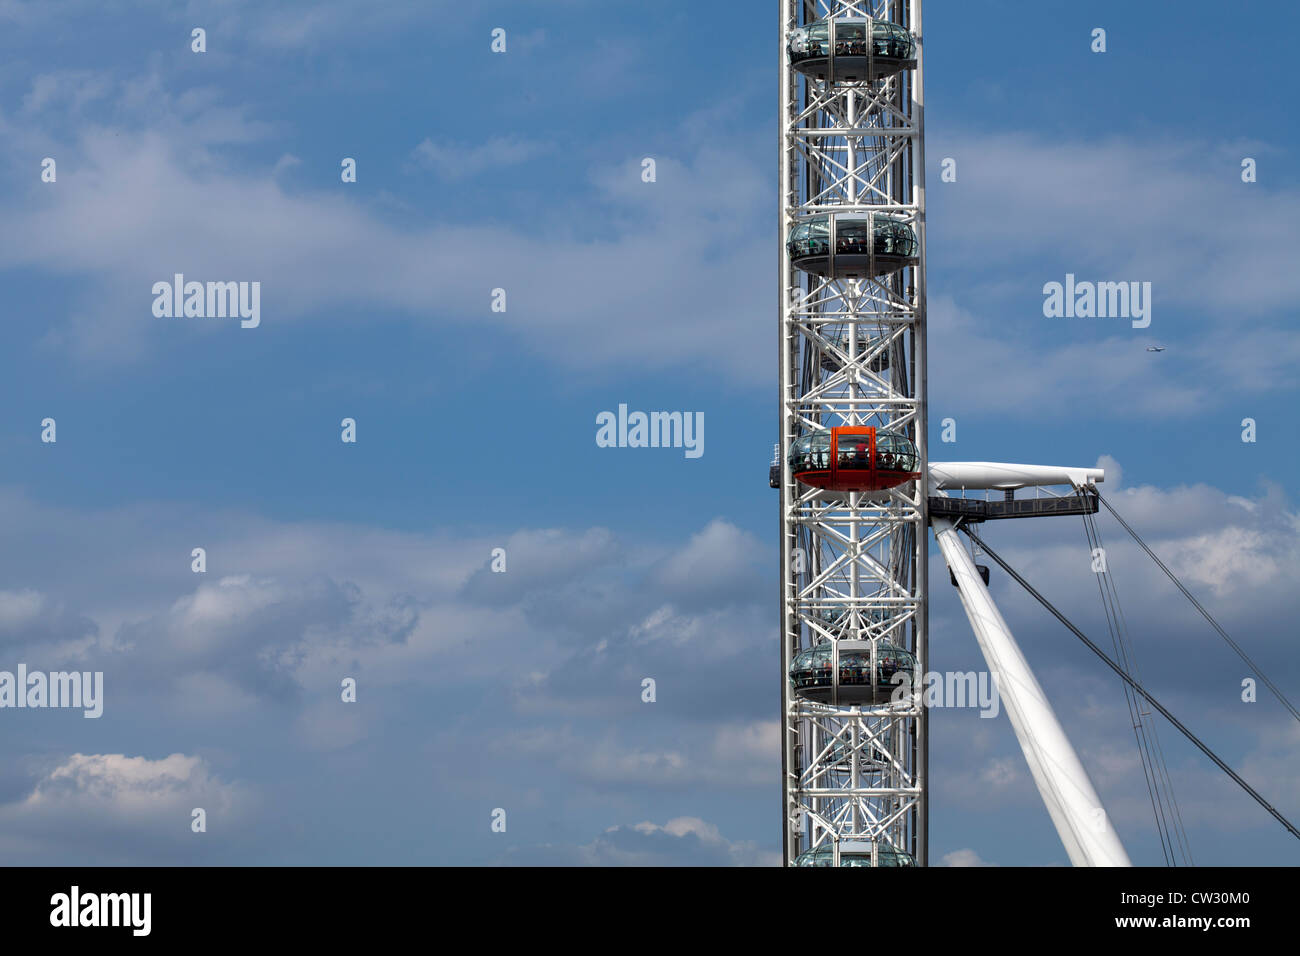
[876,432,918,472]
[838,436,872,470]
[837,219,874,241]
[788,19,916,66]
[790,431,831,471]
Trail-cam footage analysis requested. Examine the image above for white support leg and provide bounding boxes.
[932,517,1131,867]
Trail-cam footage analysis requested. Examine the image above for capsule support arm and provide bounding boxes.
[929,462,1103,491]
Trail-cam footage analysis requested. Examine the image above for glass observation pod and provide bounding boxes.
[789,639,917,706]
[819,330,891,374]
[788,18,917,82]
[787,213,919,279]
[794,841,917,867]
[789,426,920,493]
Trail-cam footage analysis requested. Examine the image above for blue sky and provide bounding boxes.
[0,0,1297,866]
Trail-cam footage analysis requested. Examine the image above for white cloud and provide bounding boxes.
[272,153,302,176]
[0,587,101,660]
[941,847,997,867]
[651,519,768,607]
[411,136,552,179]
[21,752,232,814]
[0,0,462,51]
[22,70,111,114]
[925,130,1300,416]
[930,294,1226,418]
[503,816,779,867]
[495,718,778,792]
[460,527,623,600]
[1096,454,1122,490]
[0,752,252,862]
[926,468,1300,858]
[0,74,771,381]
[0,589,46,629]
[931,131,1300,318]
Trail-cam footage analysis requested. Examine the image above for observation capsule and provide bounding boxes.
[789,426,920,493]
[788,18,917,81]
[789,639,917,706]
[787,213,918,278]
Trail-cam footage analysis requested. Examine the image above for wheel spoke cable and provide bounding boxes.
[960,524,1300,844]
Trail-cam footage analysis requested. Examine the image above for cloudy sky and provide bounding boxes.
[0,0,1296,866]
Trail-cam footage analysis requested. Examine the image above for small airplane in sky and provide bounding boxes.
[1146,346,1166,352]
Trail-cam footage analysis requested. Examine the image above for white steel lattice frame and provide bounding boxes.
[779,0,930,866]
